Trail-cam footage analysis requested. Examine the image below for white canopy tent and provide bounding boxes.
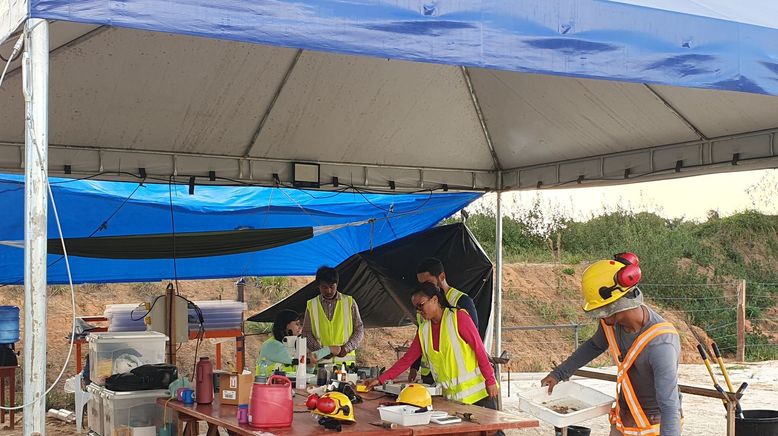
[2,22,778,191]
[3,1,778,433]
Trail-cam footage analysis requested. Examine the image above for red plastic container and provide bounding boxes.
[249,375,293,428]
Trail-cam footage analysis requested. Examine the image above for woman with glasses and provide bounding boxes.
[363,281,500,411]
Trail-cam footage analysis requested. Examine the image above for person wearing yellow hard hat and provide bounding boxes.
[540,253,682,436]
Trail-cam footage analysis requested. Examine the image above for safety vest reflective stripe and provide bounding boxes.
[418,287,467,377]
[307,294,355,362]
[601,319,678,435]
[419,308,488,404]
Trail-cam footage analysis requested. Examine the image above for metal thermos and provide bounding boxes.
[196,357,214,404]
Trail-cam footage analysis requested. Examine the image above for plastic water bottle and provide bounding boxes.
[257,361,269,383]
[316,364,327,386]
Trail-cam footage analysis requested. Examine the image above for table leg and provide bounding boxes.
[206,423,219,436]
[8,369,14,430]
[76,342,82,373]
[1,371,6,425]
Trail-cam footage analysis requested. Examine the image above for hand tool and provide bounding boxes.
[697,344,729,409]
[370,421,398,429]
[734,382,749,419]
[454,412,479,423]
[711,342,735,393]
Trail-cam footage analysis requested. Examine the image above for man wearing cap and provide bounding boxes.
[540,253,682,436]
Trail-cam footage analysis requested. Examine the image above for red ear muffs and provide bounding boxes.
[613,252,641,288]
[615,263,641,288]
[614,252,639,266]
[316,396,337,414]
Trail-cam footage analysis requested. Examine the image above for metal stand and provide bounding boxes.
[494,183,503,410]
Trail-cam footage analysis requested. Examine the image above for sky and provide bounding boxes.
[470,168,778,222]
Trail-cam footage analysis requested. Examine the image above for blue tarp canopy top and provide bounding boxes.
[0,175,479,284]
[1,1,778,191]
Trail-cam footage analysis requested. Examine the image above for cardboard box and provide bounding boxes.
[217,372,253,405]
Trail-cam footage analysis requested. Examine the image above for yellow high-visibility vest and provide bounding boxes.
[601,319,679,436]
[417,287,468,377]
[307,293,356,363]
[418,308,488,404]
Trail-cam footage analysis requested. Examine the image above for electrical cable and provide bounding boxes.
[168,177,181,294]
[0,33,23,89]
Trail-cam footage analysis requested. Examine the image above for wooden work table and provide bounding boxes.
[159,389,538,436]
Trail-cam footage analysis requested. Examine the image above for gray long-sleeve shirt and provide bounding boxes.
[550,306,682,436]
[302,292,364,354]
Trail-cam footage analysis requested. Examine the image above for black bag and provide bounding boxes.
[105,363,178,392]
[0,344,17,367]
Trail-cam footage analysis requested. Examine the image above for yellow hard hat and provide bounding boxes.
[581,258,641,313]
[311,392,355,422]
[397,384,432,410]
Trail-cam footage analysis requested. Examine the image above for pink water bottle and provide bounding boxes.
[196,357,214,404]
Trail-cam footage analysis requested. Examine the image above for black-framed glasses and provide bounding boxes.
[415,299,431,312]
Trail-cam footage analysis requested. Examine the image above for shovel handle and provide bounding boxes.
[697,344,709,360]
[711,342,722,358]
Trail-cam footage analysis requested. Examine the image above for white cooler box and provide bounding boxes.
[86,384,104,435]
[87,331,167,386]
[101,388,171,436]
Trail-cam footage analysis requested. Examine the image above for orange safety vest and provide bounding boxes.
[601,319,678,436]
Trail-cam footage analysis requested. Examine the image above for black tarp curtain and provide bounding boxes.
[247,223,494,339]
[45,227,314,259]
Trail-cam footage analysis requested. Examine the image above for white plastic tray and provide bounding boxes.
[378,405,432,426]
[519,381,614,428]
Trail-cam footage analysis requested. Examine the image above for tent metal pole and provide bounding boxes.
[494,173,504,409]
[22,18,50,436]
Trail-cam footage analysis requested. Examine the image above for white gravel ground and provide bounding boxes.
[501,361,778,436]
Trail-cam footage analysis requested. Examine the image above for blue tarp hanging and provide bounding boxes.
[28,0,778,96]
[0,175,479,284]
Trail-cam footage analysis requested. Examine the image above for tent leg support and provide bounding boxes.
[22,18,50,436]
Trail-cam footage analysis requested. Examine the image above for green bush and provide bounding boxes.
[449,206,778,360]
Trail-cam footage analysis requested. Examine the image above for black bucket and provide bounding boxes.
[736,410,778,436]
[554,425,591,436]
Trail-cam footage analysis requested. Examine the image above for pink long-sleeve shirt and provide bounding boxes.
[378,309,496,386]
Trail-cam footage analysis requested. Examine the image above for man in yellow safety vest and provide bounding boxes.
[302,266,364,364]
[540,253,682,436]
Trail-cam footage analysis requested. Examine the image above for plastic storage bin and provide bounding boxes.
[86,384,104,436]
[104,304,147,332]
[102,388,170,436]
[88,331,167,386]
[188,300,246,331]
[519,381,614,428]
[378,405,432,426]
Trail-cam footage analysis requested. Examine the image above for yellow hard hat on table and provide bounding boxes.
[398,384,432,410]
[311,391,356,422]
